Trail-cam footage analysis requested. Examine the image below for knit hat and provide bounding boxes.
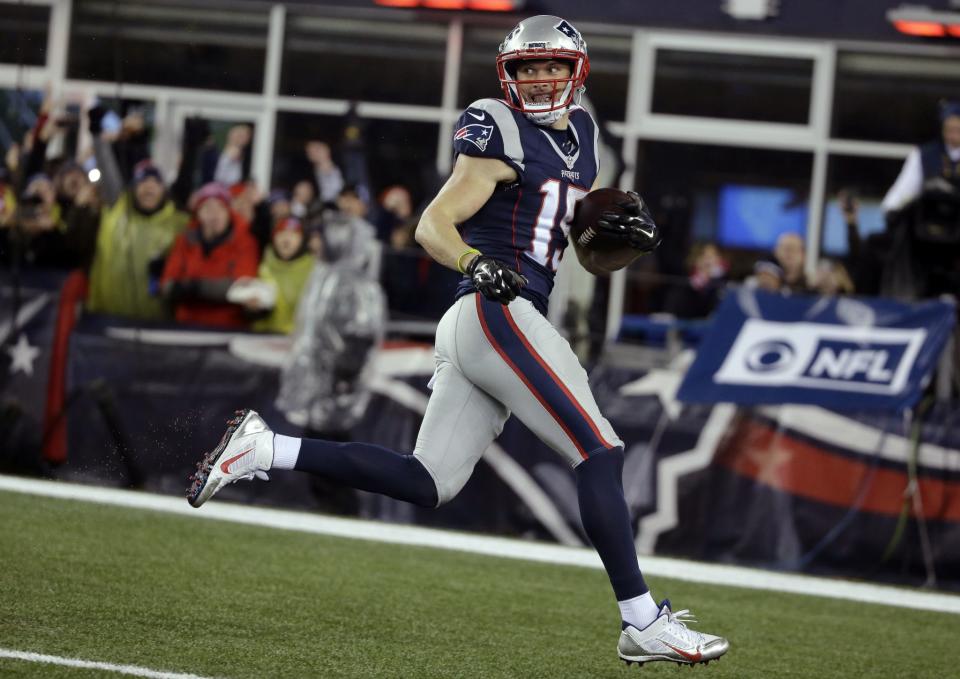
[25,172,52,191]
[132,159,163,185]
[268,188,291,205]
[272,216,304,237]
[940,100,960,122]
[191,182,232,212]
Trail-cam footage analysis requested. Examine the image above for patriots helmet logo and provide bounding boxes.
[454,124,494,152]
[554,19,581,46]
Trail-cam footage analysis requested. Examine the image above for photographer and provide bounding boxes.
[864,101,960,299]
[883,101,960,213]
[1,94,96,270]
[2,173,69,269]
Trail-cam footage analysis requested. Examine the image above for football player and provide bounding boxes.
[187,15,728,668]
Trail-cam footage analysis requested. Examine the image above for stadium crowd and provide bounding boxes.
[1,93,958,340]
[0,93,402,335]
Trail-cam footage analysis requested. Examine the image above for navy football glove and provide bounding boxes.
[596,191,661,253]
[467,255,528,305]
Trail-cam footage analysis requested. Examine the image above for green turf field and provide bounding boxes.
[1,490,957,679]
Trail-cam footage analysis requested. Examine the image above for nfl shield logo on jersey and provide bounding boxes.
[454,124,494,152]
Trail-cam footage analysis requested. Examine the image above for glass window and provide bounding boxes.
[651,49,813,125]
[273,112,439,209]
[458,27,509,111]
[0,2,49,66]
[0,88,43,151]
[68,1,268,92]
[820,154,905,257]
[833,51,960,144]
[282,14,447,105]
[458,26,630,123]
[620,141,813,321]
[583,36,631,123]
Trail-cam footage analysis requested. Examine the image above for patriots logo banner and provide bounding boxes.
[0,271,65,465]
[677,289,956,412]
[454,124,494,152]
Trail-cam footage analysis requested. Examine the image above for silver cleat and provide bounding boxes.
[186,409,274,508]
[618,600,729,668]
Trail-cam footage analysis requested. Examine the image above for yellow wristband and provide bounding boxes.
[457,248,481,274]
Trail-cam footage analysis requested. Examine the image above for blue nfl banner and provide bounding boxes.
[677,288,956,411]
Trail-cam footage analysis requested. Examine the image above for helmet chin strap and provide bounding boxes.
[524,107,567,126]
[523,83,582,125]
[519,81,576,126]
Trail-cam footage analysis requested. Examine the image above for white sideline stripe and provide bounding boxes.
[2,475,959,616]
[0,648,215,679]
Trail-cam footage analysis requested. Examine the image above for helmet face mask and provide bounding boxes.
[497,16,589,126]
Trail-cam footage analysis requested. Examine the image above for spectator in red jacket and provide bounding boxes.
[161,182,260,328]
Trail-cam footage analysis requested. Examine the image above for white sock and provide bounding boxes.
[618,592,660,629]
[271,434,302,470]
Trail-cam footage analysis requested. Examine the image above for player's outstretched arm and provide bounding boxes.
[414,154,516,272]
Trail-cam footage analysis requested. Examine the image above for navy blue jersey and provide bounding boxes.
[452,98,600,315]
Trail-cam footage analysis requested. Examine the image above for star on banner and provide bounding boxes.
[7,334,40,377]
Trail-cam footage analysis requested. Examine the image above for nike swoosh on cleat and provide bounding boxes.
[220,447,255,474]
[467,111,485,121]
[664,643,702,663]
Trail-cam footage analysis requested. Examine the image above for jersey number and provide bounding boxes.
[527,180,589,271]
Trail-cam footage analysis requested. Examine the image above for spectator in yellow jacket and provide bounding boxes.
[250,217,315,334]
[86,160,189,319]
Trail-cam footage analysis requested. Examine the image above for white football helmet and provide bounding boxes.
[497,15,590,126]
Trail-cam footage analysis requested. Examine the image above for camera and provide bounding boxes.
[915,187,960,245]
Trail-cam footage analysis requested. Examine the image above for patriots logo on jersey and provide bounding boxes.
[554,20,581,46]
[454,123,494,152]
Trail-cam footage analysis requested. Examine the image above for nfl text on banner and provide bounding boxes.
[677,289,956,412]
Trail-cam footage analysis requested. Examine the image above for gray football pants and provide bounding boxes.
[413,293,623,504]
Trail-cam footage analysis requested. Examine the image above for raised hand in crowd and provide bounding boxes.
[838,189,859,226]
[305,140,333,169]
[121,109,146,139]
[305,140,344,204]
[4,143,19,176]
[87,105,108,137]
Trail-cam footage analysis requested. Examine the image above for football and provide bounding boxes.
[570,187,635,253]
[570,187,640,272]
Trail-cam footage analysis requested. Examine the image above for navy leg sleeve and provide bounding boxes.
[295,438,439,508]
[576,448,648,601]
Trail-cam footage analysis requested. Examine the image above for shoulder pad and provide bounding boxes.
[454,99,526,172]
